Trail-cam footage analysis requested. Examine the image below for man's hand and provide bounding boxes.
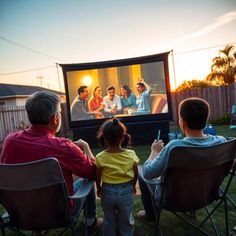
[74,139,88,149]
[151,139,164,154]
[148,139,164,161]
[74,139,95,161]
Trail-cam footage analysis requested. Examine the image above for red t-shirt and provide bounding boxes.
[0,126,95,196]
[88,97,103,111]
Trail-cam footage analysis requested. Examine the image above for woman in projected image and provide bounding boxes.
[129,79,152,115]
[120,85,137,114]
[88,86,105,118]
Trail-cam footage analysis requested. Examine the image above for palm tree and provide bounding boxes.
[219,45,236,84]
[206,44,236,85]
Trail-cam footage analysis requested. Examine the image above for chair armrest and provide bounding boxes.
[69,179,94,200]
[138,165,163,185]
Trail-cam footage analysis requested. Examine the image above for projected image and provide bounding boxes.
[67,61,168,121]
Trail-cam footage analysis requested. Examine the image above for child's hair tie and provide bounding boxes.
[113,118,119,125]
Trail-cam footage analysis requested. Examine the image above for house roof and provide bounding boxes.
[0,83,64,97]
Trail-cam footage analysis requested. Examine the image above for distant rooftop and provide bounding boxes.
[0,83,64,97]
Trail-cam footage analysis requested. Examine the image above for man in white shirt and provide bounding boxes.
[103,86,122,115]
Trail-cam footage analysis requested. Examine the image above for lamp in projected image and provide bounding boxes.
[82,75,93,86]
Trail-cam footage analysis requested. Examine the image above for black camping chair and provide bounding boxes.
[139,139,236,236]
[0,157,94,236]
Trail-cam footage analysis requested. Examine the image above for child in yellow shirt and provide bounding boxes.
[95,118,139,236]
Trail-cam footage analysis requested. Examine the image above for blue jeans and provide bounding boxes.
[101,181,135,236]
[71,178,96,221]
[138,176,161,219]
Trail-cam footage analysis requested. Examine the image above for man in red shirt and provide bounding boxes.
[0,91,102,234]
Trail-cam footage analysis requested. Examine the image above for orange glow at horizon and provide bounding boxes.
[168,49,215,90]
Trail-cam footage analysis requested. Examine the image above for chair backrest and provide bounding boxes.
[163,139,236,211]
[0,157,71,231]
[231,104,236,117]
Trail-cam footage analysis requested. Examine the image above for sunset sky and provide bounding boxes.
[0,0,236,91]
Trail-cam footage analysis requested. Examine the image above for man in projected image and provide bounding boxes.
[71,85,100,121]
[103,86,122,115]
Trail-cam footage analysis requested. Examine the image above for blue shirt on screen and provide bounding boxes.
[120,93,136,108]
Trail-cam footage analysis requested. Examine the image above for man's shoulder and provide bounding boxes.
[5,129,25,140]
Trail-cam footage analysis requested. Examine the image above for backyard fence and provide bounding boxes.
[0,84,235,146]
[0,106,29,147]
[0,104,69,147]
[171,83,236,121]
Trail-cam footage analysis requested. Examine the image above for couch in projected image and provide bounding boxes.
[150,94,168,114]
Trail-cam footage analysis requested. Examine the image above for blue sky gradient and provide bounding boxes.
[0,0,236,90]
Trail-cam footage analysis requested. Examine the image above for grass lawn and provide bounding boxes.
[1,125,236,235]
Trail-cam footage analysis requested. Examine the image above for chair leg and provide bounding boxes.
[224,199,229,236]
[84,200,88,236]
[205,206,219,236]
[150,194,161,235]
[1,228,5,236]
[71,225,76,236]
[226,194,236,210]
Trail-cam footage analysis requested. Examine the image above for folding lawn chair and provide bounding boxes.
[139,139,236,236]
[0,157,94,236]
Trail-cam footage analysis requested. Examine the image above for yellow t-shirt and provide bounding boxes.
[95,149,139,184]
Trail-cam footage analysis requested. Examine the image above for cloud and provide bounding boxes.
[175,11,236,43]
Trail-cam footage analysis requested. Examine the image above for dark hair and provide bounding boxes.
[106,86,115,92]
[136,82,146,90]
[179,97,209,130]
[78,86,87,95]
[92,86,101,97]
[120,85,131,96]
[97,118,131,148]
[25,91,60,125]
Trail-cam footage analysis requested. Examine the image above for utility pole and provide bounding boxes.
[56,63,62,92]
[37,76,44,87]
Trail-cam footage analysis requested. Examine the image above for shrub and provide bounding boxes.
[210,113,231,125]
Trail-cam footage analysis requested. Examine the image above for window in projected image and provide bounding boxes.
[66,61,169,121]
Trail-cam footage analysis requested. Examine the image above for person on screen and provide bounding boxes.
[95,118,139,236]
[0,91,103,235]
[120,85,137,114]
[88,86,105,118]
[71,86,100,121]
[137,97,226,223]
[130,79,152,115]
[103,86,122,115]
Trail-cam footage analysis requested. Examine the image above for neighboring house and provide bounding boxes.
[0,83,65,106]
[0,84,67,147]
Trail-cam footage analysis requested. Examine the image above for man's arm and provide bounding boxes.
[103,96,111,112]
[142,140,167,179]
[74,139,95,161]
[116,96,122,112]
[72,100,95,120]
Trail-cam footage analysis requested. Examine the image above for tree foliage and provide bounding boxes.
[176,44,236,91]
[175,80,210,92]
[206,44,236,85]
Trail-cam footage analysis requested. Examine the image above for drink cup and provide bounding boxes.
[111,104,117,109]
